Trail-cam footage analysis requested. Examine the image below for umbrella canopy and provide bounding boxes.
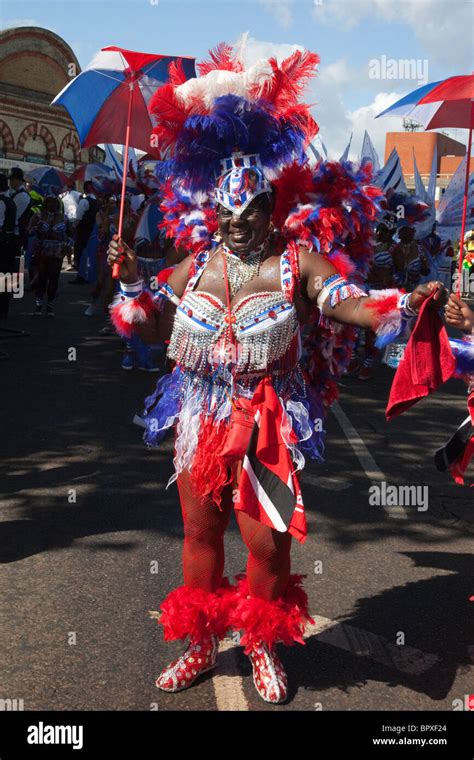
[26,166,69,193]
[52,45,196,278]
[135,159,162,194]
[52,46,196,155]
[90,175,140,196]
[375,75,474,130]
[376,74,474,293]
[70,162,115,183]
[134,195,164,243]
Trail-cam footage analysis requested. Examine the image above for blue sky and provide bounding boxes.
[3,0,472,158]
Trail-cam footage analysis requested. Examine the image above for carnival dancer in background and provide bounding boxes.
[84,193,117,317]
[120,233,164,372]
[60,181,81,270]
[420,221,442,282]
[348,218,395,380]
[122,201,186,372]
[29,195,73,316]
[392,223,429,291]
[458,230,474,297]
[107,43,451,704]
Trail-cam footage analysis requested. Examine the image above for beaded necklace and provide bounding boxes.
[221,241,267,298]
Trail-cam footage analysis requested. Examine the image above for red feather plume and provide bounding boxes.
[197,42,243,76]
[149,82,190,125]
[168,58,188,87]
[149,81,207,153]
[251,49,319,112]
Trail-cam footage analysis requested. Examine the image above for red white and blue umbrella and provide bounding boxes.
[133,158,162,195]
[135,195,164,243]
[52,45,195,276]
[26,166,69,193]
[52,46,196,154]
[376,76,474,130]
[70,162,115,183]
[376,74,474,291]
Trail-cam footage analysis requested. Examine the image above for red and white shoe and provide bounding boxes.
[155,634,219,692]
[248,642,288,704]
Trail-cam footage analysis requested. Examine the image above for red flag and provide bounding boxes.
[236,378,308,543]
[386,293,455,420]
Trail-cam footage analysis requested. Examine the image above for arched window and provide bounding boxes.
[23,135,48,165]
[62,145,76,173]
[0,135,4,159]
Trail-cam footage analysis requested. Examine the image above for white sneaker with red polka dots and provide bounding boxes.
[155,635,219,692]
[248,642,288,704]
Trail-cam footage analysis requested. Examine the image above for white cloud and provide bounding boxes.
[234,34,465,163]
[346,92,407,162]
[237,35,400,160]
[312,0,471,69]
[236,32,303,66]
[302,57,402,160]
[258,0,294,28]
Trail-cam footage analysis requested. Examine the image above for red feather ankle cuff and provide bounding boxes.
[228,573,314,654]
[157,579,236,642]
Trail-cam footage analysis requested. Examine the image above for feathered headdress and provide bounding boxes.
[149,43,319,198]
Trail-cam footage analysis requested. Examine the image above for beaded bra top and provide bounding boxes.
[167,247,301,378]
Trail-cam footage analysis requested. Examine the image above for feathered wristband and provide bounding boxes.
[110,280,162,339]
[365,289,417,349]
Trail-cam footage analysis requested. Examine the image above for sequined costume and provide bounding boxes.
[142,245,327,493]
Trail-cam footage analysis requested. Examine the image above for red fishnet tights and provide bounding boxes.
[177,467,291,600]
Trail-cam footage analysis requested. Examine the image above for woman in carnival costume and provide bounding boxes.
[107,44,453,703]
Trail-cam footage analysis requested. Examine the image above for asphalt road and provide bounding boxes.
[1,272,472,713]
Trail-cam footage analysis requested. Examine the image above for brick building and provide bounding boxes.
[0,26,104,177]
[385,131,474,201]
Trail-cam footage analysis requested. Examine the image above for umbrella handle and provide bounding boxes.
[112,79,135,280]
[457,126,473,296]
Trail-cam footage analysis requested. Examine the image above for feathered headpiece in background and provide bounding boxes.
[380,188,430,229]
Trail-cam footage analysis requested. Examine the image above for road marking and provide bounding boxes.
[304,615,441,675]
[331,401,408,519]
[213,638,249,711]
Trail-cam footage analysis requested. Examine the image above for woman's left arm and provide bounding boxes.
[299,246,448,330]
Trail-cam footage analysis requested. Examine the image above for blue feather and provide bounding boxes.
[449,338,474,375]
[158,95,308,192]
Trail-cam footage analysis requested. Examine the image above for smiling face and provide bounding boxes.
[217,193,273,255]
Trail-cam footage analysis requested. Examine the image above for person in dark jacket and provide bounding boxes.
[0,172,17,319]
[71,180,98,284]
